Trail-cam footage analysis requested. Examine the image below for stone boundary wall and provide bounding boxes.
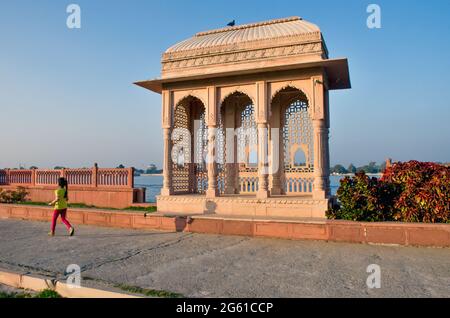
[0,166,146,208]
[0,166,134,188]
[1,204,449,248]
[0,186,145,209]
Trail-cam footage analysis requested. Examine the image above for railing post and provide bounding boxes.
[31,169,36,186]
[92,163,98,187]
[128,167,134,188]
[6,169,10,185]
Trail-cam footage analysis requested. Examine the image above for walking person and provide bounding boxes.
[48,177,75,236]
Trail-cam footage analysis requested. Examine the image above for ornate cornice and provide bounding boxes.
[162,42,324,72]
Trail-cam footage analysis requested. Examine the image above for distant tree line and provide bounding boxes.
[331,162,387,175]
[5,161,449,174]
[129,164,163,176]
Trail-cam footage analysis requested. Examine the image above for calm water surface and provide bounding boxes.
[135,175,344,203]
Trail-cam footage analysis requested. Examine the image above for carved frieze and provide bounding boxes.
[162,42,323,72]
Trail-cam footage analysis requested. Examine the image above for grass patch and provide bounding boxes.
[0,291,32,298]
[0,289,62,298]
[34,289,62,298]
[15,201,157,213]
[123,206,157,213]
[114,284,184,298]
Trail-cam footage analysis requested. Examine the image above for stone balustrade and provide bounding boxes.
[0,166,143,208]
[0,166,134,189]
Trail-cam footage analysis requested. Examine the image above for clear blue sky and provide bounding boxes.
[1,0,449,169]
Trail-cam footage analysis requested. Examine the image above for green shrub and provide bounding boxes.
[34,289,62,298]
[327,172,399,222]
[0,187,28,204]
[0,289,61,298]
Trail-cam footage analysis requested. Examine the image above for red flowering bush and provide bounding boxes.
[328,161,450,223]
[381,161,450,223]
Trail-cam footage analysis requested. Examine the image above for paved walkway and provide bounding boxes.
[0,219,449,297]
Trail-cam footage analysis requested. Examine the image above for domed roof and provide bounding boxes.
[165,17,320,53]
[161,16,328,77]
[135,17,350,93]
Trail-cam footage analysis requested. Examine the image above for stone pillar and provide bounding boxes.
[31,168,36,187]
[312,75,330,199]
[324,128,331,196]
[224,104,236,194]
[160,127,173,196]
[256,81,269,199]
[92,163,98,188]
[206,86,219,198]
[161,90,173,196]
[269,100,282,195]
[313,119,328,199]
[257,123,270,199]
[324,90,331,196]
[386,158,393,170]
[206,125,219,198]
[128,167,134,188]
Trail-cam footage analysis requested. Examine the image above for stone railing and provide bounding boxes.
[0,166,134,189]
[284,172,314,194]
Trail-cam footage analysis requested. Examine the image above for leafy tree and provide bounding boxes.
[116,164,125,169]
[347,164,357,174]
[331,164,347,174]
[357,162,380,174]
[146,164,156,173]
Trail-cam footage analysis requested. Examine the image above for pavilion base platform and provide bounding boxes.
[156,194,330,219]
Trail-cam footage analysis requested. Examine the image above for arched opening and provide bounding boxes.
[172,95,208,194]
[293,147,307,167]
[271,86,314,194]
[220,92,258,194]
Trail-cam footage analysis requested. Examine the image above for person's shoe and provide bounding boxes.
[48,232,55,237]
[69,227,75,237]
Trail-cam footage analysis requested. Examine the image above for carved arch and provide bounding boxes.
[173,90,207,111]
[269,84,311,106]
[171,95,208,194]
[219,86,256,106]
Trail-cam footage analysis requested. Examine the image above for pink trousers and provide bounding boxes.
[51,209,72,233]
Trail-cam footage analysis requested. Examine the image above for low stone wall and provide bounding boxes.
[1,204,449,247]
[0,186,145,209]
[157,195,329,218]
[0,204,183,232]
[189,217,450,247]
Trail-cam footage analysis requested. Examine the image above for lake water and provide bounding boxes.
[135,175,344,203]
